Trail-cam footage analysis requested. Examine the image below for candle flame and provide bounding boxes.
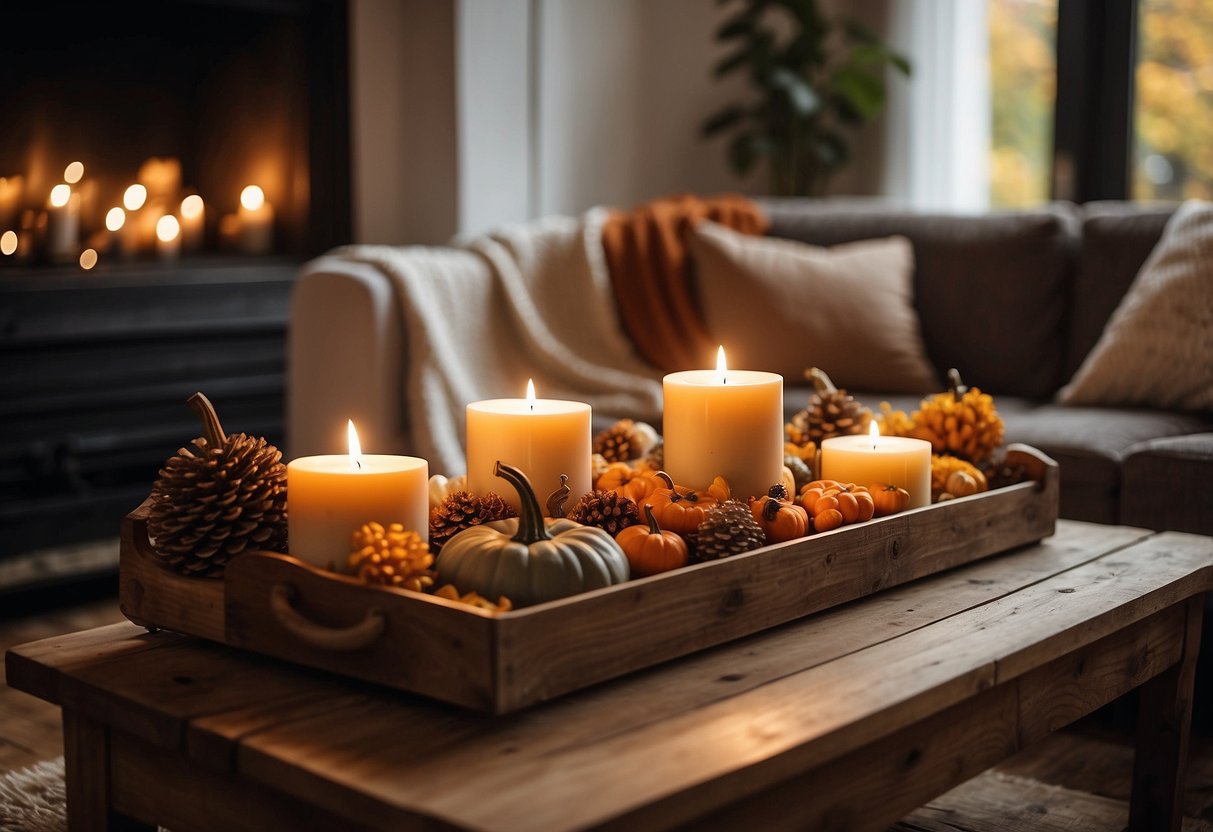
[526,378,536,411]
[181,194,204,219]
[105,207,125,231]
[49,184,71,208]
[64,161,84,184]
[79,248,98,270]
[155,214,180,242]
[240,185,265,211]
[0,231,16,256]
[715,345,728,385]
[870,419,880,448]
[123,184,147,211]
[347,420,363,470]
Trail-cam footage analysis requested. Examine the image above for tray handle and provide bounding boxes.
[270,583,387,652]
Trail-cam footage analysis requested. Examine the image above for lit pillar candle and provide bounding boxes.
[0,175,24,231]
[179,194,205,252]
[821,422,933,508]
[287,421,429,571]
[155,213,181,260]
[663,346,783,500]
[466,379,591,512]
[46,184,80,264]
[237,185,274,254]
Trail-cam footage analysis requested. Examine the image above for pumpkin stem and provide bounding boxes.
[763,498,782,522]
[187,392,227,448]
[946,368,968,402]
[494,461,552,544]
[546,474,571,518]
[643,503,662,536]
[805,367,837,397]
[655,471,674,490]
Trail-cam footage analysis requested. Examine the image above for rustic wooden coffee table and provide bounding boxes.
[7,521,1212,832]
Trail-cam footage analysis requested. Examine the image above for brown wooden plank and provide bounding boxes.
[232,528,1208,832]
[223,550,499,712]
[62,709,116,831]
[5,622,178,705]
[118,499,225,641]
[108,725,381,832]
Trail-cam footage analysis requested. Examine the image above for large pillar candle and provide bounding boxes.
[466,379,591,512]
[287,421,429,571]
[663,347,783,500]
[820,422,932,508]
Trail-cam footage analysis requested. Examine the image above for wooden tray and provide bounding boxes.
[119,444,1059,714]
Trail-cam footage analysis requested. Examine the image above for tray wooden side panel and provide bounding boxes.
[223,554,501,712]
[491,445,1058,712]
[119,498,226,641]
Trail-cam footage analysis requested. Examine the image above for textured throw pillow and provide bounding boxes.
[1059,200,1213,411]
[688,220,940,393]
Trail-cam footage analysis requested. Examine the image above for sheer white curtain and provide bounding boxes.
[883,0,991,212]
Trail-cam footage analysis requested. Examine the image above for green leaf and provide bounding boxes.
[702,105,747,137]
[831,66,886,121]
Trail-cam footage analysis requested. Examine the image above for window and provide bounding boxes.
[1133,0,1213,200]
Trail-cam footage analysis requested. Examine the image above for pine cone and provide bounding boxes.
[148,393,287,577]
[568,489,640,536]
[794,368,871,444]
[593,419,658,463]
[349,522,434,591]
[693,499,766,560]
[429,491,516,550]
[640,439,665,472]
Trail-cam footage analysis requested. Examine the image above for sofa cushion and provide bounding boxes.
[689,222,938,393]
[761,199,1077,399]
[1066,202,1172,379]
[1121,433,1213,535]
[1059,200,1213,411]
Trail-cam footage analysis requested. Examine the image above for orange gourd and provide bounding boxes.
[647,471,719,535]
[614,504,689,577]
[749,484,809,544]
[798,479,873,532]
[870,482,911,517]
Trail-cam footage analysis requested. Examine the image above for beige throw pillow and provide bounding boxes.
[689,220,939,393]
[1059,200,1213,410]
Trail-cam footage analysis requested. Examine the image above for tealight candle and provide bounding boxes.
[238,185,274,254]
[663,346,783,500]
[820,422,932,508]
[287,421,429,571]
[466,379,591,513]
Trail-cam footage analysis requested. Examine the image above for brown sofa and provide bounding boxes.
[758,199,1213,536]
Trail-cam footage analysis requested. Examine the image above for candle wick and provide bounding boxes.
[356,459,362,470]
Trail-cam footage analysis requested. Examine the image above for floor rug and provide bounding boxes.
[0,758,65,832]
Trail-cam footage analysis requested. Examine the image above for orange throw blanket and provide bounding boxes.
[601,193,769,372]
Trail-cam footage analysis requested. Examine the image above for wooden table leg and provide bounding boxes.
[1129,595,1205,832]
[62,709,155,832]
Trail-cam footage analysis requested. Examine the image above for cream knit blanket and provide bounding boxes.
[336,209,664,477]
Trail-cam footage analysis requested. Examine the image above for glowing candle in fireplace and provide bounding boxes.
[179,194,204,253]
[238,185,273,255]
[123,184,147,212]
[63,161,84,185]
[155,213,181,260]
[46,184,80,264]
[0,176,23,231]
[0,230,16,257]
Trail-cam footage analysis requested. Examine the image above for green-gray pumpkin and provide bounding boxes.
[436,461,630,607]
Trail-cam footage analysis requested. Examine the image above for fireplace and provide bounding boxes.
[0,0,351,568]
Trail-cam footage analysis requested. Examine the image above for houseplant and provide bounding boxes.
[703,0,911,196]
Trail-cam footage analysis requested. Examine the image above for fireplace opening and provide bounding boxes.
[0,0,349,271]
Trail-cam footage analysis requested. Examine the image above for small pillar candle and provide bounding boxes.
[46,184,80,264]
[466,379,591,513]
[287,421,429,571]
[821,422,933,508]
[663,346,783,500]
[238,185,274,254]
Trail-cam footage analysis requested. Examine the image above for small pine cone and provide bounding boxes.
[568,489,640,536]
[593,419,639,463]
[148,393,287,578]
[693,499,766,560]
[640,439,665,472]
[429,491,516,550]
[349,522,434,592]
[807,393,870,443]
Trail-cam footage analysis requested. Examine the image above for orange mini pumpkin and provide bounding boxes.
[870,482,911,517]
[749,484,809,544]
[614,504,689,577]
[798,479,873,531]
[647,471,719,535]
[596,463,662,505]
